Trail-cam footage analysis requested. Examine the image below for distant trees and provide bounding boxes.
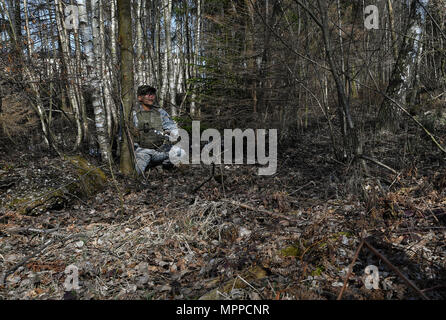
[0,0,445,171]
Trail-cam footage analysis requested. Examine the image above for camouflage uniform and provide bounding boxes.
[132,106,183,175]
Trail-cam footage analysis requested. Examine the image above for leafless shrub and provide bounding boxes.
[0,94,39,143]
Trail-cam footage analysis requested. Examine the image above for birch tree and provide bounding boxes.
[190,0,201,116]
[160,0,176,115]
[135,0,146,87]
[54,0,83,149]
[378,0,419,129]
[79,0,111,162]
[99,0,117,139]
[110,0,119,68]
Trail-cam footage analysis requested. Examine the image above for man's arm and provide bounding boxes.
[158,108,179,140]
[158,108,178,131]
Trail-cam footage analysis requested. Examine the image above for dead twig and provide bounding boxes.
[3,227,64,237]
[388,171,402,190]
[421,285,446,293]
[359,155,397,175]
[337,238,365,300]
[288,181,316,196]
[0,233,85,286]
[1,239,55,286]
[193,163,216,193]
[363,238,430,300]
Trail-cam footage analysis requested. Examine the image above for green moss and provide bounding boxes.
[281,245,301,257]
[311,266,325,276]
[7,156,107,216]
[1,162,14,171]
[8,188,68,215]
[67,156,107,197]
[318,242,328,249]
[8,196,32,208]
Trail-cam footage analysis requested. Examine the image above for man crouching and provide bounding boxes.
[131,85,185,175]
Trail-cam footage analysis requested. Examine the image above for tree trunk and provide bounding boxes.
[99,0,117,139]
[54,0,83,149]
[245,0,257,114]
[79,0,111,162]
[118,0,136,175]
[190,0,202,116]
[378,0,418,129]
[160,0,176,114]
[135,0,147,87]
[386,0,399,60]
[110,0,119,68]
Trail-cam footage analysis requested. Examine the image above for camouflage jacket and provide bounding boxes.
[131,105,178,149]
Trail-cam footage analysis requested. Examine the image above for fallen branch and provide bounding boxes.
[193,163,216,193]
[4,227,62,237]
[359,155,397,175]
[0,233,85,286]
[363,238,429,300]
[337,239,365,300]
[288,181,316,196]
[421,285,446,293]
[0,239,55,286]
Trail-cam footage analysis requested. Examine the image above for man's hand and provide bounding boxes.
[166,129,179,142]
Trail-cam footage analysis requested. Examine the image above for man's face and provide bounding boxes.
[138,92,156,107]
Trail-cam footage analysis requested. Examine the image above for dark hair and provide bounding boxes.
[137,85,157,96]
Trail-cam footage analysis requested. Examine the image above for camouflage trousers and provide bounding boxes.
[135,144,185,175]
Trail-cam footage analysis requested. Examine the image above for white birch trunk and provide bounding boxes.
[73,21,88,142]
[109,0,119,128]
[23,0,48,146]
[99,0,116,138]
[144,3,152,83]
[135,0,146,87]
[54,0,83,148]
[155,7,161,89]
[79,0,111,162]
[161,0,176,115]
[190,0,202,116]
[160,0,169,106]
[110,0,119,67]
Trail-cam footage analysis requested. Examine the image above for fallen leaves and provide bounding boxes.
[26,261,66,273]
[1,148,445,301]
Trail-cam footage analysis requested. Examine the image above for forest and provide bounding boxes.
[0,0,445,300]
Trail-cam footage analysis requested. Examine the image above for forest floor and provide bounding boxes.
[0,125,445,300]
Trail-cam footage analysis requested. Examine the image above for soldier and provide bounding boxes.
[131,85,184,175]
